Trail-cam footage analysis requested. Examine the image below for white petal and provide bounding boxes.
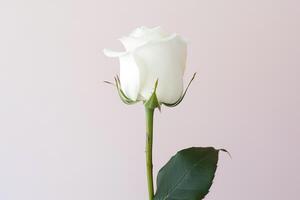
[119,37,147,51]
[103,49,127,57]
[119,27,172,52]
[129,26,154,37]
[133,35,187,104]
[118,54,140,101]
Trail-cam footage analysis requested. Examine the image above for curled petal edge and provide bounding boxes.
[103,33,179,59]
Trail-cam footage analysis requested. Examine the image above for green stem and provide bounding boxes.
[145,107,155,200]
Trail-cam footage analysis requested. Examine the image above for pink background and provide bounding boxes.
[1,0,300,199]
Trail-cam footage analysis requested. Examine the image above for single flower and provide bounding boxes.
[103,26,188,105]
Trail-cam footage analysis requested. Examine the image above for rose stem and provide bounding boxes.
[145,107,155,200]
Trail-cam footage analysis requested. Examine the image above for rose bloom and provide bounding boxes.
[104,26,187,104]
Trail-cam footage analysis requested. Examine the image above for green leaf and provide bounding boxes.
[154,147,223,200]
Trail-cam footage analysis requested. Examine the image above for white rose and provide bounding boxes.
[103,26,187,104]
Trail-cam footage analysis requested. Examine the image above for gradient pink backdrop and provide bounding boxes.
[0,0,299,199]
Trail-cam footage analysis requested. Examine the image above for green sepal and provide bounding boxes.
[162,72,196,107]
[104,76,140,105]
[144,80,161,111]
[114,76,140,105]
